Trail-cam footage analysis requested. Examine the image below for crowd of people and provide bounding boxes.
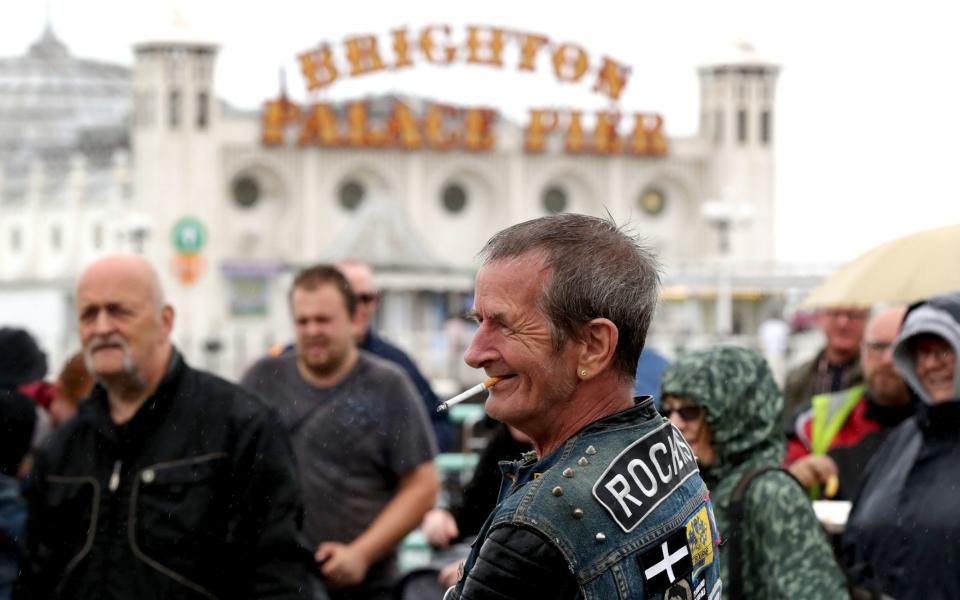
[0,212,957,599]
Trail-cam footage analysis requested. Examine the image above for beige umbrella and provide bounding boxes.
[802,223,960,308]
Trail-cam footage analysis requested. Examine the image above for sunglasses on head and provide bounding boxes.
[659,405,704,422]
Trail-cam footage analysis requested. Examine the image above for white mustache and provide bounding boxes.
[83,334,144,386]
[88,334,130,353]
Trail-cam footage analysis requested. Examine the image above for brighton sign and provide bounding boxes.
[261,24,667,156]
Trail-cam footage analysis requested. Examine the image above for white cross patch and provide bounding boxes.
[638,528,694,594]
[644,539,690,582]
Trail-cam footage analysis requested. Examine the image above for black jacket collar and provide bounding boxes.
[85,348,185,451]
[863,391,916,428]
[917,399,960,437]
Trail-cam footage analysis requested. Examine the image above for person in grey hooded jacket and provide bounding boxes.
[843,291,960,599]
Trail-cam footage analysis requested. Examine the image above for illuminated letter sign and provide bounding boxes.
[263,24,669,156]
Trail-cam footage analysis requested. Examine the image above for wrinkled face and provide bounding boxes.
[292,284,356,378]
[820,307,870,359]
[861,309,909,405]
[77,269,171,386]
[820,307,869,358]
[463,254,579,432]
[913,335,957,403]
[660,395,715,466]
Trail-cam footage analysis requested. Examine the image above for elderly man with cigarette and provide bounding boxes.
[443,214,721,600]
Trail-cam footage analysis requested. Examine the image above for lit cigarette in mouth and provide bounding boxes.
[436,376,503,412]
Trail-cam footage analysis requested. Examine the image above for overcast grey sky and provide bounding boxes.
[3,0,957,264]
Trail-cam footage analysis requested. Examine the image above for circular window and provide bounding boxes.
[638,188,666,216]
[441,183,468,214]
[232,176,260,209]
[542,186,568,214]
[338,180,366,211]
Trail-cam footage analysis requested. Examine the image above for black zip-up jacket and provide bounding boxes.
[842,292,960,599]
[14,351,318,600]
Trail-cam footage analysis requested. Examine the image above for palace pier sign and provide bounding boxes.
[261,24,667,156]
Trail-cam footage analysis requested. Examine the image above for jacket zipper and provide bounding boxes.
[109,460,122,492]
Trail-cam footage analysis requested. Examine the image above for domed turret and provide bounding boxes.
[696,40,780,262]
[698,40,780,147]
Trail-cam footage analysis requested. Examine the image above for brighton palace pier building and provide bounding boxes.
[0,22,824,384]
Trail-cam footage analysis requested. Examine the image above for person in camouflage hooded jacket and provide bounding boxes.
[660,346,849,600]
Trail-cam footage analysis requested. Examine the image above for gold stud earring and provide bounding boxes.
[579,369,588,378]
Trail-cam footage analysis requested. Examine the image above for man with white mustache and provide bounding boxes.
[15,254,318,600]
[84,333,134,379]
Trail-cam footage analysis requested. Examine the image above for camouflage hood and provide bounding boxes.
[661,347,850,598]
[659,346,785,493]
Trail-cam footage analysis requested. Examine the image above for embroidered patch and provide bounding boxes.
[708,498,721,546]
[592,423,699,532]
[638,528,693,595]
[709,578,722,600]
[692,577,707,600]
[665,578,693,600]
[685,504,715,576]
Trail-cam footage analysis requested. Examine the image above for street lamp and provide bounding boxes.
[701,197,752,338]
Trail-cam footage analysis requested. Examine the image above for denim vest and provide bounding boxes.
[453,399,722,599]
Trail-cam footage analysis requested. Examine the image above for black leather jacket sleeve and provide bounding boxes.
[228,404,322,599]
[459,525,581,600]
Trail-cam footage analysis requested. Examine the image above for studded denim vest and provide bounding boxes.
[452,399,723,600]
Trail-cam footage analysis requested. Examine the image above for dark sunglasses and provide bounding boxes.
[659,406,704,422]
[356,293,379,304]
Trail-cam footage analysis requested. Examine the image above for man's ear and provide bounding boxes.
[161,305,175,337]
[576,318,619,379]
